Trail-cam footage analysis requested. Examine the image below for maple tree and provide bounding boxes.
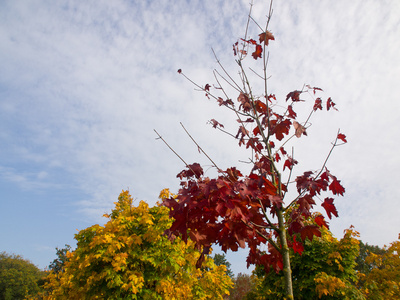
[39,190,232,299]
[158,1,347,299]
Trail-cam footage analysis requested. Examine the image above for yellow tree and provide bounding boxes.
[359,236,400,299]
[40,190,232,299]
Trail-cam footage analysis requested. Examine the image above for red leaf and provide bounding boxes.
[297,194,316,214]
[255,100,267,114]
[204,84,211,91]
[293,121,307,138]
[177,69,182,74]
[252,44,262,60]
[300,225,321,241]
[315,215,329,229]
[321,197,339,219]
[283,156,298,171]
[225,167,243,182]
[327,97,338,111]
[246,138,263,153]
[313,98,322,111]
[176,163,204,179]
[329,178,345,196]
[292,236,304,255]
[258,31,275,46]
[209,119,224,129]
[286,91,302,102]
[337,133,347,143]
[238,92,252,112]
[241,38,257,45]
[270,119,291,141]
[268,94,276,102]
[288,105,297,119]
[306,85,323,94]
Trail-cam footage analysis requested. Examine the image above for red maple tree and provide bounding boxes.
[158,2,346,298]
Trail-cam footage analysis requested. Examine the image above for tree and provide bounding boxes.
[212,253,234,278]
[229,273,258,300]
[0,252,45,300]
[252,222,364,299]
[358,236,400,299]
[355,241,387,276]
[40,190,232,299]
[48,245,72,274]
[158,1,347,299]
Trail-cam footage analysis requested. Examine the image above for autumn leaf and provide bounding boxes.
[238,92,252,112]
[209,119,224,129]
[337,133,347,143]
[292,236,304,255]
[327,97,338,111]
[322,197,339,219]
[293,121,307,138]
[258,31,275,45]
[177,69,182,74]
[283,157,298,171]
[329,177,345,196]
[252,44,262,59]
[176,163,204,179]
[270,119,291,141]
[287,105,297,119]
[313,98,323,111]
[286,91,302,102]
[300,225,321,241]
[315,214,329,229]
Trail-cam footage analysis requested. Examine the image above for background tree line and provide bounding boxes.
[1,192,399,299]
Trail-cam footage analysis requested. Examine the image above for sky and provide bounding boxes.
[1,0,399,276]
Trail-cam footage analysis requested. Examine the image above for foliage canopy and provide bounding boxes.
[40,190,232,299]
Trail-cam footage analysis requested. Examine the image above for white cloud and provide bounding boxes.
[1,0,400,273]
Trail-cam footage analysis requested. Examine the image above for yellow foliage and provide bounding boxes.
[315,272,346,298]
[38,190,232,299]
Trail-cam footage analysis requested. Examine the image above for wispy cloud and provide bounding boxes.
[1,0,399,273]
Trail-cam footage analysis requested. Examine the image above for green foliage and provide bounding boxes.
[253,225,365,299]
[355,241,387,275]
[0,252,45,300]
[41,190,232,299]
[48,245,71,274]
[212,254,234,278]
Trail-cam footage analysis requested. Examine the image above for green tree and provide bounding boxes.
[355,241,386,275]
[212,254,234,278]
[0,252,45,300]
[48,245,72,274]
[253,223,364,299]
[41,190,232,299]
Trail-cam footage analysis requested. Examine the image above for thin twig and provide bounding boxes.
[154,129,197,176]
[180,122,222,173]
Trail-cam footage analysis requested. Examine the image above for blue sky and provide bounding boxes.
[1,0,399,276]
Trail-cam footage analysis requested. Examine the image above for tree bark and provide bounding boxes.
[277,208,294,299]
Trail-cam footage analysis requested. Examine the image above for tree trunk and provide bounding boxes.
[277,208,294,299]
